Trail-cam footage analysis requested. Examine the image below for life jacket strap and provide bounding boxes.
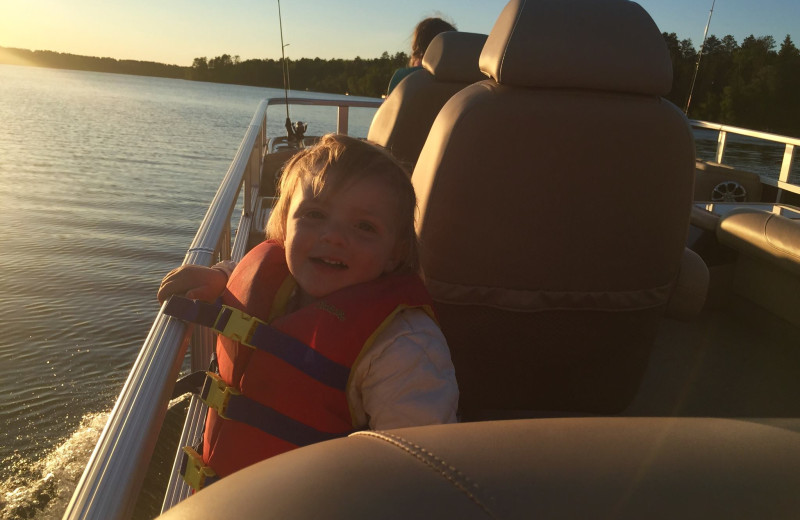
[163,295,222,329]
[162,294,267,347]
[180,446,219,491]
[164,295,351,390]
[212,305,267,348]
[198,371,347,446]
[200,372,241,419]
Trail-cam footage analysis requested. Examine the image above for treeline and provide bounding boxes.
[0,44,408,97]
[178,33,800,135]
[0,46,186,79]
[3,32,800,134]
[187,52,408,97]
[664,33,800,135]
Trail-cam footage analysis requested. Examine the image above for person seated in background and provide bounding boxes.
[158,134,458,486]
[386,16,457,95]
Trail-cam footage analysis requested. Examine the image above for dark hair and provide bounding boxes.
[410,17,457,65]
[268,134,420,274]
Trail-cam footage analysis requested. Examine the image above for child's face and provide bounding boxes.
[284,173,402,303]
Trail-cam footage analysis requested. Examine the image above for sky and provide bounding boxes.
[1,0,798,66]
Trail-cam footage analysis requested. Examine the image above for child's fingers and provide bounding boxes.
[185,286,212,301]
[157,265,227,304]
[157,267,200,303]
[157,277,185,303]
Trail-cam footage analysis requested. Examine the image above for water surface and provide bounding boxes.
[0,64,375,519]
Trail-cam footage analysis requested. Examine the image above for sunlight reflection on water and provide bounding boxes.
[0,64,376,519]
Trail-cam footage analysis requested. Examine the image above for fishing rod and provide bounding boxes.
[277,0,306,145]
[277,0,293,141]
[685,0,716,115]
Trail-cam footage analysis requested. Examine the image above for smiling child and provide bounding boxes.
[158,134,457,486]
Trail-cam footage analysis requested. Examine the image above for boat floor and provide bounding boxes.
[625,296,800,418]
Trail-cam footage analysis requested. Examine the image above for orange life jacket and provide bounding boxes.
[202,240,435,480]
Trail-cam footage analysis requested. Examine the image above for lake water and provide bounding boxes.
[0,64,377,519]
[1,63,799,520]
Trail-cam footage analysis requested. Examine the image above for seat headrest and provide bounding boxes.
[479,0,672,95]
[422,32,489,83]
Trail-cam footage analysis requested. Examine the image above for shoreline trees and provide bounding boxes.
[665,33,800,135]
[2,32,799,135]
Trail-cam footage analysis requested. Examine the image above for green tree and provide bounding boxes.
[692,35,737,120]
[774,35,800,133]
[720,35,779,129]
[191,57,209,81]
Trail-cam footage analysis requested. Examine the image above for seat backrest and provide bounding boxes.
[367,31,487,168]
[412,0,696,415]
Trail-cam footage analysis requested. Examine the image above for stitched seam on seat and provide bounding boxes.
[427,277,673,312]
[351,430,497,518]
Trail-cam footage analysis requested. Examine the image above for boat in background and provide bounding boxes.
[64,0,800,518]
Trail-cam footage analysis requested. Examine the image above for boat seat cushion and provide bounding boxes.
[479,0,671,94]
[158,418,800,520]
[258,149,297,196]
[717,208,800,276]
[368,32,487,167]
[665,247,710,321]
[421,31,488,83]
[411,0,694,414]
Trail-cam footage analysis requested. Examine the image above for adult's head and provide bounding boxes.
[410,17,457,66]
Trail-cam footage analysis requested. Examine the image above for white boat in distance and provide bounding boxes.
[65,0,800,518]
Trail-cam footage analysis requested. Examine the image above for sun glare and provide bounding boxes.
[0,1,93,66]
[0,46,37,67]
[1,3,49,66]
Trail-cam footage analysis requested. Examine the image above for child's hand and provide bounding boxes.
[157,265,228,304]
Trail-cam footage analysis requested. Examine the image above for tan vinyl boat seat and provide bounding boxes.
[717,208,800,275]
[367,31,487,168]
[716,208,800,326]
[159,417,800,520]
[411,0,697,415]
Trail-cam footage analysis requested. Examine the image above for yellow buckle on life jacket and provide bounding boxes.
[213,305,266,348]
[201,372,241,419]
[180,446,216,491]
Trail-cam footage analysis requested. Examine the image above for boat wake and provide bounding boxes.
[0,412,108,520]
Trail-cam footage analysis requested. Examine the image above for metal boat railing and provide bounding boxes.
[690,119,800,199]
[63,96,382,520]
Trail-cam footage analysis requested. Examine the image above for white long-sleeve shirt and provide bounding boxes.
[347,307,458,430]
[213,260,459,430]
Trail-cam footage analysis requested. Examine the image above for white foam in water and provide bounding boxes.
[0,412,109,520]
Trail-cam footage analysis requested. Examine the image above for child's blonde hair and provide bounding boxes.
[267,134,420,274]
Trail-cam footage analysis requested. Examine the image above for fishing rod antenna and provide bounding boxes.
[277,0,305,145]
[685,0,716,115]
